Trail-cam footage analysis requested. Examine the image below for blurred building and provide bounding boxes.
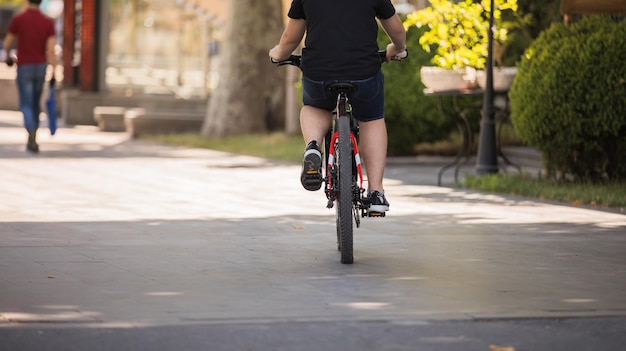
[61,0,225,98]
[52,0,230,124]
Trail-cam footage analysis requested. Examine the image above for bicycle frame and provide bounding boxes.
[324,93,366,222]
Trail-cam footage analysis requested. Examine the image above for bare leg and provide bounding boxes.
[300,105,332,147]
[299,106,332,191]
[358,118,387,193]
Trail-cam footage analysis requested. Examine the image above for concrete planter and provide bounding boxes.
[420,66,474,92]
[475,67,518,92]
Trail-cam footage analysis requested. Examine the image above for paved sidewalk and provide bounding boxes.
[1,110,625,350]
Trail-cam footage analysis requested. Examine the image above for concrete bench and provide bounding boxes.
[124,108,206,138]
[93,106,128,132]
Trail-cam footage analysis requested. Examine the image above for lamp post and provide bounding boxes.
[475,0,499,175]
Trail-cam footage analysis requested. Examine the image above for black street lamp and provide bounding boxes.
[475,0,499,175]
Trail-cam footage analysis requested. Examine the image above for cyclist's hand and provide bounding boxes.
[269,45,285,63]
[385,43,407,62]
[5,56,14,67]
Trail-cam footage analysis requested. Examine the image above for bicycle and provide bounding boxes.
[272,50,407,264]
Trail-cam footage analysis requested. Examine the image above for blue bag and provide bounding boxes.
[46,79,57,135]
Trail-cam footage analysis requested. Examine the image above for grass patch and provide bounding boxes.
[413,125,524,156]
[141,132,305,163]
[465,173,626,210]
[412,137,463,156]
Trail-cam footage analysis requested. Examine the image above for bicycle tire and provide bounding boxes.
[336,112,354,264]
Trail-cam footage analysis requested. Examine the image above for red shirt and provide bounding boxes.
[8,8,55,65]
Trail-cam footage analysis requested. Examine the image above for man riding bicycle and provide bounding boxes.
[269,0,406,214]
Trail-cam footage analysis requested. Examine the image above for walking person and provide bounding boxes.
[269,0,406,213]
[3,0,57,153]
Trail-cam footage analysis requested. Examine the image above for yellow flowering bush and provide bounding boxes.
[404,0,527,69]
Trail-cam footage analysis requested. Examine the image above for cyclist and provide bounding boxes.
[269,0,406,214]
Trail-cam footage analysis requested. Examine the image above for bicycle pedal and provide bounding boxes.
[367,211,386,218]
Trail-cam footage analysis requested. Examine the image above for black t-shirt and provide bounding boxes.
[288,0,396,80]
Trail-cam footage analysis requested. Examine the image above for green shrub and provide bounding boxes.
[509,16,626,181]
[379,25,457,155]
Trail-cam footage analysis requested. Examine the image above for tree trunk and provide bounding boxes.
[201,0,286,137]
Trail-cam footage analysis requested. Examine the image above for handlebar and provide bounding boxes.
[271,49,408,68]
[270,55,301,67]
[392,50,409,60]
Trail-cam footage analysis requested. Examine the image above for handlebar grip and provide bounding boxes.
[271,55,301,67]
[378,49,408,62]
[396,50,408,59]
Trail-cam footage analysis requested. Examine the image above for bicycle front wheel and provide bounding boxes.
[336,114,354,264]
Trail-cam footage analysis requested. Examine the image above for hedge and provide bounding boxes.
[509,16,626,181]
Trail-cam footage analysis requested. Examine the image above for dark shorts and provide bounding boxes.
[302,70,384,122]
